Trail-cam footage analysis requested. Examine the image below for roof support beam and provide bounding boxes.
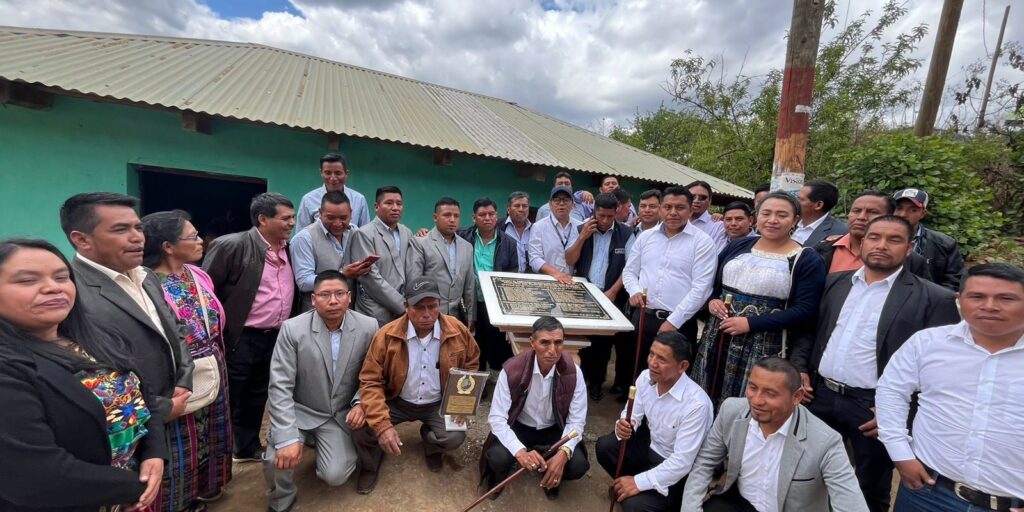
[327,133,341,150]
[433,149,453,166]
[0,79,53,109]
[182,111,211,134]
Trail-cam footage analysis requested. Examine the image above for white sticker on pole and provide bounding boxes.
[795,105,812,114]
[770,172,804,195]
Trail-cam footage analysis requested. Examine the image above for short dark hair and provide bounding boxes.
[662,186,694,203]
[961,262,1024,292]
[553,171,572,181]
[375,186,403,203]
[853,190,897,214]
[321,190,350,208]
[141,210,191,268]
[752,356,802,394]
[602,175,619,185]
[639,189,662,202]
[473,197,498,213]
[866,214,913,239]
[250,192,294,227]
[319,152,347,170]
[612,188,631,204]
[652,331,694,365]
[508,191,529,205]
[804,179,840,212]
[594,192,618,211]
[59,192,138,241]
[753,182,771,195]
[313,270,349,291]
[723,201,753,217]
[756,191,801,217]
[686,180,713,196]
[434,197,460,212]
[530,315,564,337]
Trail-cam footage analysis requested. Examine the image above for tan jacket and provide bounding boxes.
[359,313,480,436]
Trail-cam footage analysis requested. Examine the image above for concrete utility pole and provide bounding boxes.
[771,0,825,195]
[978,4,1011,129]
[914,0,964,136]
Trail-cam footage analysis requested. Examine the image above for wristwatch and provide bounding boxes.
[559,445,572,459]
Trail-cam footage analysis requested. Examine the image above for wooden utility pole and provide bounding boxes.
[978,4,1011,129]
[771,0,825,195]
[914,0,964,136]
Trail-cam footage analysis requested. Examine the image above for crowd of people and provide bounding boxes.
[0,151,1021,512]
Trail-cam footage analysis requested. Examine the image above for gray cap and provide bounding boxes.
[550,185,573,199]
[405,277,441,305]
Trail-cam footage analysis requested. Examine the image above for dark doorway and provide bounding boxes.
[136,166,266,245]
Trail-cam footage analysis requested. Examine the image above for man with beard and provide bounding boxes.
[348,186,413,324]
[407,197,475,324]
[790,216,960,512]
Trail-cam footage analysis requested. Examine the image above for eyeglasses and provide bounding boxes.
[550,197,572,205]
[178,232,201,241]
[314,290,349,300]
[692,194,710,201]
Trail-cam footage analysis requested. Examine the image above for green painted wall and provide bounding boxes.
[1,96,606,252]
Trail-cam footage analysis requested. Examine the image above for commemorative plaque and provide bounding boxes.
[441,368,488,417]
[491,276,611,320]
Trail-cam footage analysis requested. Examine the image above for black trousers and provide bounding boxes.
[616,309,698,389]
[226,327,279,457]
[703,485,757,512]
[476,300,512,372]
[808,382,892,512]
[596,423,684,512]
[581,334,616,391]
[485,423,590,487]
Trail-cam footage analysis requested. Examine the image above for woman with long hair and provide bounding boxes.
[690,192,826,410]
[142,211,232,512]
[0,238,165,511]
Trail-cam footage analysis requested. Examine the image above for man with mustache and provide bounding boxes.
[790,215,960,512]
[480,316,589,501]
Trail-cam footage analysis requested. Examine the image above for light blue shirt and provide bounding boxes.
[691,211,728,254]
[297,185,370,231]
[330,328,342,371]
[290,220,352,292]
[503,217,532,273]
[528,216,582,274]
[445,236,457,278]
[587,227,635,289]
[536,201,588,223]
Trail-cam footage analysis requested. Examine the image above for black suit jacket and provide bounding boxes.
[456,226,520,274]
[802,214,848,247]
[0,348,167,511]
[71,257,192,420]
[917,226,965,292]
[790,267,960,377]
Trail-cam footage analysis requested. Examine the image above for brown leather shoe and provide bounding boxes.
[356,469,379,495]
[426,453,444,472]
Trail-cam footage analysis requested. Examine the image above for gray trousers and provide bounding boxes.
[263,417,357,512]
[353,398,466,473]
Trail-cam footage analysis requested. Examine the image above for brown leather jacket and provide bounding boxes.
[359,313,480,436]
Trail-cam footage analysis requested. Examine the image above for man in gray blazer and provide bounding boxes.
[681,357,868,512]
[60,192,193,423]
[348,186,413,324]
[407,197,476,325]
[263,271,378,512]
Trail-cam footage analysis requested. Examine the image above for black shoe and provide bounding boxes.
[544,486,560,500]
[589,387,604,401]
[426,452,444,472]
[609,384,624,395]
[486,474,504,501]
[357,469,379,494]
[232,450,262,463]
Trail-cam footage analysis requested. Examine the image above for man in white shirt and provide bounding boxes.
[687,180,728,253]
[681,357,868,512]
[876,263,1024,512]
[296,153,371,230]
[596,331,713,512]
[528,185,582,284]
[792,179,847,247]
[481,316,589,500]
[535,171,591,222]
[503,191,533,273]
[621,186,716,379]
[790,215,960,512]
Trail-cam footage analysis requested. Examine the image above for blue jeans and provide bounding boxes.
[894,482,1009,512]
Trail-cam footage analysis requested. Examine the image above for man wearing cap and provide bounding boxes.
[536,171,591,222]
[892,188,965,292]
[528,185,583,284]
[352,277,480,494]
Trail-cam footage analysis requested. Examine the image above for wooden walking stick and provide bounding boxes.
[608,385,638,512]
[609,289,649,511]
[461,431,579,512]
[708,294,735,399]
[630,289,649,381]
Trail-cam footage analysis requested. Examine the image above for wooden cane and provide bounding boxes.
[608,385,638,512]
[630,289,649,382]
[708,294,735,399]
[461,430,579,512]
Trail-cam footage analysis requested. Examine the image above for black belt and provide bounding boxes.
[926,465,1023,511]
[820,377,875,401]
[645,309,671,320]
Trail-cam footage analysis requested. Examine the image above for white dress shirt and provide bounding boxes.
[75,254,168,340]
[621,222,717,328]
[791,213,830,245]
[399,320,442,405]
[488,358,587,455]
[619,370,713,496]
[739,414,794,512]
[817,267,902,388]
[690,211,727,254]
[503,217,532,273]
[876,321,1024,498]
[528,216,582,274]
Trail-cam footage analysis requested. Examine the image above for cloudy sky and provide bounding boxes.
[2,0,1020,129]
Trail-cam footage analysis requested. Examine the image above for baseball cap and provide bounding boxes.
[550,185,573,199]
[405,277,441,305]
[892,188,929,208]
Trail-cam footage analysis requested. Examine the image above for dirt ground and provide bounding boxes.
[210,381,625,512]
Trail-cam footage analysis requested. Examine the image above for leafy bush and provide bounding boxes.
[830,131,1003,255]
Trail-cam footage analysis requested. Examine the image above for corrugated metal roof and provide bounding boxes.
[0,26,751,198]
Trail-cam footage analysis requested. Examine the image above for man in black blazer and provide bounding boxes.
[790,215,960,512]
[60,192,193,424]
[794,179,848,247]
[893,188,966,292]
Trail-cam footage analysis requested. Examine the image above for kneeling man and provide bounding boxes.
[263,270,379,512]
[596,331,713,511]
[481,316,590,500]
[681,357,868,512]
[353,277,481,494]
